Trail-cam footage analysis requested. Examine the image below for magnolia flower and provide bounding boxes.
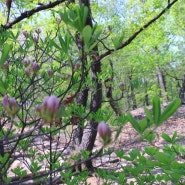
[98,121,111,145]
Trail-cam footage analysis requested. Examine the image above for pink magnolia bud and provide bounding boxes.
[22,30,29,38]
[47,69,54,77]
[44,95,59,112]
[31,62,39,73]
[58,73,71,80]
[24,68,31,77]
[35,28,41,34]
[9,98,20,116]
[33,35,39,42]
[3,61,9,68]
[98,121,111,145]
[119,82,124,91]
[35,105,42,112]
[56,18,61,24]
[36,95,60,123]
[22,58,30,67]
[2,95,9,107]
[2,95,19,116]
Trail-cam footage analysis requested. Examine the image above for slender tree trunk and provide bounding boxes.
[104,61,123,116]
[156,67,168,102]
[105,78,122,116]
[80,57,102,169]
[179,73,185,104]
[144,79,149,106]
[72,89,88,146]
[129,75,137,110]
[0,122,5,185]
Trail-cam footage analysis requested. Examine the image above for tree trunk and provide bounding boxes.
[72,89,88,146]
[104,60,123,116]
[80,64,102,169]
[0,122,5,185]
[179,73,185,104]
[129,75,137,110]
[71,0,102,170]
[156,67,168,101]
[144,79,149,106]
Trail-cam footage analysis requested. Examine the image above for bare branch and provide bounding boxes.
[2,0,66,30]
[99,0,179,61]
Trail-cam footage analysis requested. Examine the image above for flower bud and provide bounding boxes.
[119,82,124,91]
[3,61,9,68]
[35,28,41,34]
[58,73,71,80]
[108,25,112,31]
[2,95,19,116]
[22,58,30,67]
[47,69,54,77]
[22,30,29,38]
[35,95,60,123]
[98,121,111,145]
[31,62,39,73]
[33,35,39,42]
[35,105,42,112]
[56,18,61,24]
[24,68,31,77]
[2,95,9,107]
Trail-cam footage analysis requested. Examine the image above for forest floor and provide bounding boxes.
[87,105,185,185]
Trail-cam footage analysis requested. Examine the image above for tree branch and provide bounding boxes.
[99,0,179,61]
[2,0,66,30]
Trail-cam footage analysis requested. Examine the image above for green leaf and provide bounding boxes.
[152,96,161,125]
[114,126,123,141]
[162,132,172,143]
[0,79,7,94]
[82,5,88,27]
[0,44,13,66]
[144,147,158,156]
[138,119,148,132]
[49,39,61,50]
[115,149,124,158]
[172,131,177,143]
[112,34,124,49]
[155,152,174,164]
[159,98,181,125]
[82,25,92,45]
[144,107,153,124]
[127,113,141,133]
